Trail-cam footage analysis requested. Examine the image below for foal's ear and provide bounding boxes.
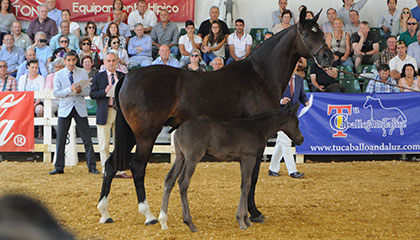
[313,9,322,23]
[299,6,307,23]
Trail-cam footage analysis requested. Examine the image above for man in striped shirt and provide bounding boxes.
[0,61,17,91]
[365,64,400,93]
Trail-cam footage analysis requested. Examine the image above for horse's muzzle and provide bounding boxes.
[316,47,334,68]
[294,136,304,146]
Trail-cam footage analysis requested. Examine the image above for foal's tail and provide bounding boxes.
[109,76,136,171]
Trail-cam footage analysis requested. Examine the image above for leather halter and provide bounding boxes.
[296,24,328,66]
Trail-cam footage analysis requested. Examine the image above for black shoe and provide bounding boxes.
[89,168,99,174]
[49,169,64,175]
[289,172,304,178]
[268,170,280,177]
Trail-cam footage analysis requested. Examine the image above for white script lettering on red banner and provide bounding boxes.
[0,92,34,152]
[12,0,195,22]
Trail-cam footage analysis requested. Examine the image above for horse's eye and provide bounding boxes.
[311,26,318,32]
[302,32,308,37]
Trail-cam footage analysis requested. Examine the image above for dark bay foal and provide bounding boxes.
[158,104,304,231]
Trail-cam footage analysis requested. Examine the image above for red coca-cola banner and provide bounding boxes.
[0,92,34,152]
[11,0,195,22]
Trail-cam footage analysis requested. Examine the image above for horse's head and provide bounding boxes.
[296,7,333,68]
[283,103,304,145]
[363,96,374,109]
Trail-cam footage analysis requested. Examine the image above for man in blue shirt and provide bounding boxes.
[412,0,420,21]
[365,64,399,93]
[16,48,48,82]
[152,44,179,68]
[46,0,61,27]
[33,31,53,65]
[128,23,153,68]
[49,20,79,52]
[0,34,25,77]
[101,9,131,40]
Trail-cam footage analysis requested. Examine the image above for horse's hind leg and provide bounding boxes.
[159,148,186,230]
[98,153,118,223]
[248,156,265,223]
[237,158,254,230]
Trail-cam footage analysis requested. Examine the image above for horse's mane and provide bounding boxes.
[249,25,296,59]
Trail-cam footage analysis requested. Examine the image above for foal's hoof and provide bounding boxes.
[249,214,265,223]
[145,219,159,225]
[99,217,114,224]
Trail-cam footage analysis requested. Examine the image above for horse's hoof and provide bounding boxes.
[101,218,113,224]
[249,214,265,223]
[189,225,198,232]
[239,225,248,230]
[145,219,159,225]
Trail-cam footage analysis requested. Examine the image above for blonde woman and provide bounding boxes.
[183,49,206,72]
[325,18,353,67]
[392,8,412,36]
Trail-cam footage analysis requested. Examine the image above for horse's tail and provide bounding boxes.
[109,75,136,171]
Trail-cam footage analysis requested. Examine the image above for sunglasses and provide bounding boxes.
[88,26,96,29]
[408,22,417,25]
[396,40,406,45]
[0,65,7,68]
[403,11,410,14]
[191,54,200,57]
[81,42,90,46]
[60,40,68,43]
[112,41,120,44]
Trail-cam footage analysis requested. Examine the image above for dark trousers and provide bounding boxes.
[55,108,96,170]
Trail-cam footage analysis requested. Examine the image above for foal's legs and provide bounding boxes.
[248,156,265,223]
[98,153,118,223]
[237,158,255,230]
[159,149,186,230]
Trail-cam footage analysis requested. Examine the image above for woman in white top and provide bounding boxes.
[18,59,45,131]
[202,21,226,65]
[84,21,103,54]
[272,10,292,34]
[398,63,420,92]
[61,9,80,38]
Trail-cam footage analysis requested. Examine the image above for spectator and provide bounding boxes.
[197,6,230,40]
[310,64,343,92]
[380,35,398,65]
[398,63,419,91]
[344,10,360,35]
[27,4,58,42]
[49,20,79,52]
[61,9,80,38]
[102,9,131,42]
[127,0,157,33]
[326,18,353,67]
[0,60,16,91]
[264,31,273,40]
[389,40,417,80]
[295,57,308,78]
[46,0,61,27]
[152,44,179,68]
[202,21,226,65]
[32,31,53,66]
[84,22,103,53]
[378,0,399,38]
[103,36,129,67]
[0,34,24,77]
[103,22,126,50]
[9,21,31,50]
[77,37,100,69]
[51,35,77,61]
[81,55,98,80]
[100,49,128,74]
[365,64,399,93]
[45,57,64,91]
[322,8,337,35]
[268,62,307,179]
[407,30,420,69]
[17,59,45,138]
[411,0,420,22]
[183,49,205,72]
[210,56,224,71]
[272,0,295,26]
[306,11,315,20]
[49,51,99,175]
[127,23,152,68]
[398,17,418,46]
[392,7,412,36]
[338,0,368,25]
[16,47,48,81]
[179,20,202,67]
[107,0,128,24]
[151,9,179,58]
[351,21,380,70]
[226,19,252,65]
[0,0,16,43]
[273,9,293,34]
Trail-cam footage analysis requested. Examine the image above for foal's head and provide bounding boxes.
[282,103,304,145]
[296,7,333,68]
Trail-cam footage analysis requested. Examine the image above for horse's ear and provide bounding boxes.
[313,9,322,23]
[299,6,307,23]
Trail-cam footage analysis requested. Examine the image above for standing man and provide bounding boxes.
[46,0,61,28]
[151,9,179,58]
[27,4,58,42]
[398,18,418,46]
[272,0,295,26]
[90,52,130,178]
[50,51,99,175]
[0,34,25,77]
[197,6,230,40]
[9,21,31,50]
[226,19,252,65]
[322,8,337,35]
[128,23,153,68]
[268,63,307,179]
[127,0,157,33]
[337,0,368,25]
[378,0,399,38]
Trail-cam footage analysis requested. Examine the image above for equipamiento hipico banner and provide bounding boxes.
[0,92,34,152]
[296,93,420,154]
[12,0,195,22]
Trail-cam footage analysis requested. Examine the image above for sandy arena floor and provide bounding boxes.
[0,160,419,239]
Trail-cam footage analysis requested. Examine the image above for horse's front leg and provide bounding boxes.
[248,156,265,223]
[131,143,158,225]
[237,158,254,230]
[98,153,118,223]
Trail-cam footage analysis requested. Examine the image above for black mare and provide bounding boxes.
[97,7,333,226]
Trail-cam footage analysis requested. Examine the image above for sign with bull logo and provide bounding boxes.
[0,92,34,152]
[296,93,420,154]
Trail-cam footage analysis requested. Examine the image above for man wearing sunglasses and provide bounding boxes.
[398,17,418,46]
[378,0,399,38]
